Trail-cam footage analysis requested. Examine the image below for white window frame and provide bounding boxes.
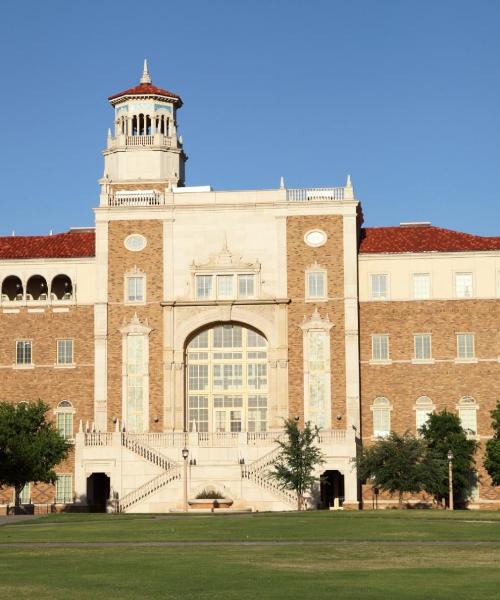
[414,396,434,433]
[456,332,476,362]
[457,396,479,438]
[305,263,327,302]
[371,334,390,363]
[15,340,33,368]
[216,274,235,299]
[454,272,474,299]
[124,272,146,304]
[412,273,431,300]
[56,339,74,367]
[371,397,392,438]
[54,400,75,440]
[370,273,389,300]
[55,474,73,504]
[237,274,255,299]
[413,333,433,363]
[195,274,214,300]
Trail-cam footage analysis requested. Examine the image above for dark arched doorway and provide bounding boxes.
[86,473,110,512]
[320,470,345,509]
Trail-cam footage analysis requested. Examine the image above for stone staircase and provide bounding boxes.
[118,434,181,512]
[241,446,297,508]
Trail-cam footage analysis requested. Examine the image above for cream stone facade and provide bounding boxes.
[1,63,499,513]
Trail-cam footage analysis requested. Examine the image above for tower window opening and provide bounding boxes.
[132,115,138,136]
[139,114,145,136]
[166,117,170,137]
[160,115,165,135]
[146,115,151,135]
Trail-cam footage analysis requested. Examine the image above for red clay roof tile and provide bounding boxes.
[359,225,500,254]
[0,231,95,260]
[108,82,182,105]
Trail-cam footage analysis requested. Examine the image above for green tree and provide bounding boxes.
[355,431,445,508]
[484,401,500,486]
[0,400,70,511]
[420,410,478,506]
[271,419,325,511]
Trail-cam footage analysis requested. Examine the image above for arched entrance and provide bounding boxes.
[185,323,268,433]
[86,473,110,512]
[320,470,345,509]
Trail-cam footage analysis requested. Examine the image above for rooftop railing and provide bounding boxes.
[286,187,345,202]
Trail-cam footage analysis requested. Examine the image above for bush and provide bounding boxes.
[195,489,225,499]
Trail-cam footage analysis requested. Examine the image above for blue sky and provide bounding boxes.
[0,0,498,235]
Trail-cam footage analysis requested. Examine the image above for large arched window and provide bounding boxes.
[415,396,434,431]
[458,396,478,436]
[186,323,268,433]
[26,275,48,301]
[55,400,75,439]
[51,275,73,300]
[1,275,23,301]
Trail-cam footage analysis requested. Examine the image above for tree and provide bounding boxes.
[355,431,445,508]
[484,401,500,486]
[271,419,325,511]
[420,410,478,506]
[0,400,70,511]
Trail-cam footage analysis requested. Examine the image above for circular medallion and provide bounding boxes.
[304,229,327,247]
[124,234,147,252]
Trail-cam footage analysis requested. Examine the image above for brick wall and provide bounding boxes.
[286,215,347,426]
[107,219,164,432]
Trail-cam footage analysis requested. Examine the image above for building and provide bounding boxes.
[1,62,499,512]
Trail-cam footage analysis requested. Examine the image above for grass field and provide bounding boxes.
[1,511,500,599]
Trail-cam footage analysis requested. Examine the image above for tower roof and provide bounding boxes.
[108,60,182,107]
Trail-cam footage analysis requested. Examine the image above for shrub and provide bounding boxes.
[195,488,225,499]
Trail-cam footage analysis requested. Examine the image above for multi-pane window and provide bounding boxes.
[372,397,391,437]
[188,396,209,432]
[238,274,255,298]
[457,333,475,359]
[16,340,32,365]
[56,400,74,439]
[217,275,234,299]
[126,335,145,432]
[126,276,145,302]
[306,271,326,300]
[371,335,389,361]
[413,274,431,299]
[458,397,478,435]
[415,396,433,431]
[248,395,267,432]
[455,273,473,298]
[196,275,213,299]
[414,334,432,361]
[57,339,73,365]
[55,474,73,503]
[306,330,330,429]
[370,274,388,300]
[186,324,268,432]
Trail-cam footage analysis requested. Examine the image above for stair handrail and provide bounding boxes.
[121,433,177,471]
[119,465,181,512]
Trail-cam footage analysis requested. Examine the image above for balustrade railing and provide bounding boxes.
[84,432,113,446]
[241,446,296,506]
[286,187,345,202]
[246,431,282,446]
[121,433,177,471]
[118,466,181,512]
[108,191,164,207]
[197,432,240,447]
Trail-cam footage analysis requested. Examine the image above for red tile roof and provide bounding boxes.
[359,225,500,254]
[0,231,95,260]
[108,82,182,106]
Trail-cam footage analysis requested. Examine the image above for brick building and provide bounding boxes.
[1,63,499,512]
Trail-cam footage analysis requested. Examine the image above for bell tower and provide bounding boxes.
[100,60,187,199]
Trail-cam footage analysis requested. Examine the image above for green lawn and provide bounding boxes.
[1,511,500,599]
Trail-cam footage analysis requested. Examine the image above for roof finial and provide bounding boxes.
[140,59,152,84]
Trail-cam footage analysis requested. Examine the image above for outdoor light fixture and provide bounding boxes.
[447,449,454,510]
[182,447,189,460]
[182,447,189,512]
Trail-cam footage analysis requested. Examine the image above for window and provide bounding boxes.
[455,273,473,298]
[55,474,73,503]
[126,276,145,303]
[370,274,388,300]
[457,333,475,359]
[306,270,327,300]
[196,275,213,299]
[458,396,478,435]
[16,340,32,365]
[413,274,431,299]
[126,335,145,432]
[57,339,73,365]
[238,274,255,298]
[371,335,389,361]
[372,397,391,437]
[217,275,234,299]
[55,400,74,439]
[186,324,268,432]
[414,334,432,361]
[248,395,267,432]
[415,396,433,431]
[19,482,30,504]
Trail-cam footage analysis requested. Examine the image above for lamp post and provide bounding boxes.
[182,446,189,513]
[447,449,454,511]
